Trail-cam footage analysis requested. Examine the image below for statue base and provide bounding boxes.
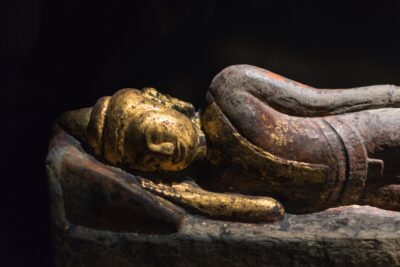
[47,126,400,267]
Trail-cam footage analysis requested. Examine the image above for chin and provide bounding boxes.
[163,159,195,172]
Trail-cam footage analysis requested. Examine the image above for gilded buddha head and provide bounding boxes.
[60,88,206,172]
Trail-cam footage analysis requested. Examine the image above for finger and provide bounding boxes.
[138,178,285,223]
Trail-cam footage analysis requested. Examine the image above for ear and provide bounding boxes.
[141,87,196,117]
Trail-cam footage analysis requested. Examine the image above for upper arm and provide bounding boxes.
[209,64,400,117]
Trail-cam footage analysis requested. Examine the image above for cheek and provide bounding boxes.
[160,157,190,171]
[133,141,192,172]
[143,152,166,165]
[131,152,162,171]
[144,153,184,172]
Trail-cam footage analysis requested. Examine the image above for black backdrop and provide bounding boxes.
[3,1,400,266]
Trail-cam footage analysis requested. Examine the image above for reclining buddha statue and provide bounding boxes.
[59,64,400,223]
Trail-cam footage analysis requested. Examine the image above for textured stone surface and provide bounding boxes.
[47,126,400,267]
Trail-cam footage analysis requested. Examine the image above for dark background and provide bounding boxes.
[3,0,400,266]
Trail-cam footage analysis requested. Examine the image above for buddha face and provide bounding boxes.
[61,88,203,173]
[125,108,200,172]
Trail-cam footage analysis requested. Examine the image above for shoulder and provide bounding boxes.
[209,64,274,96]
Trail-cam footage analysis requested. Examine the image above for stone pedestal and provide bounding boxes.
[47,126,400,267]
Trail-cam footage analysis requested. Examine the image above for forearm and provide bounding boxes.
[263,84,400,116]
[210,64,400,117]
[138,178,284,223]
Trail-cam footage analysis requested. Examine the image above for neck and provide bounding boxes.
[190,111,207,161]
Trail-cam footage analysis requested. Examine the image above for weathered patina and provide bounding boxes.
[58,64,400,222]
[47,128,400,266]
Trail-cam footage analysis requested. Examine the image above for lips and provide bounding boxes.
[172,141,185,164]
